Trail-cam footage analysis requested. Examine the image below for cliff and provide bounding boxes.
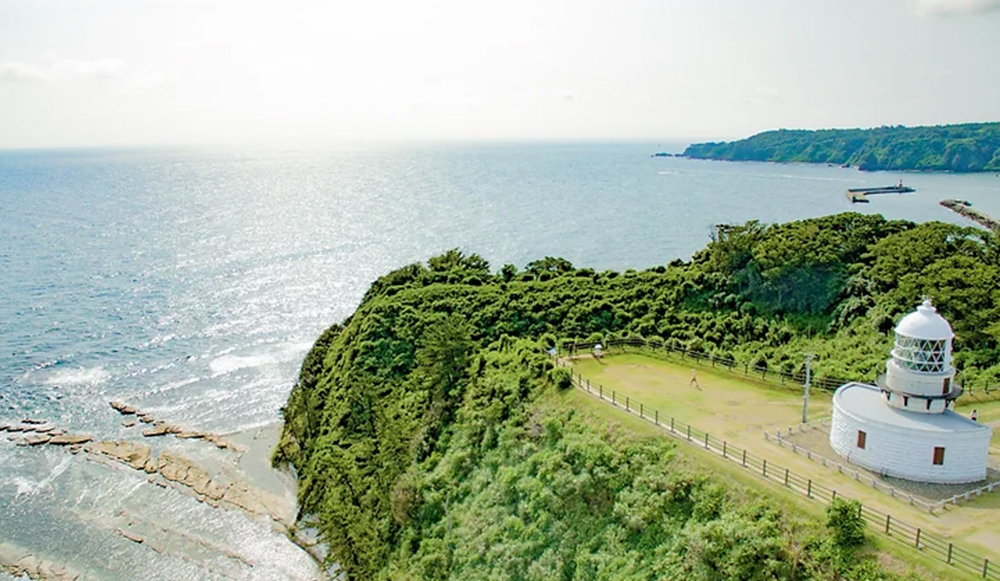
[683,123,1000,172]
[274,213,1000,580]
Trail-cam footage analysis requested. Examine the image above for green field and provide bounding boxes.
[568,351,1000,560]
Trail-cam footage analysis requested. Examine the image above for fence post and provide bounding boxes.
[704,433,709,449]
[626,396,629,412]
[947,543,952,564]
[599,385,602,399]
[655,410,659,425]
[671,417,675,432]
[612,390,616,405]
[832,490,837,501]
[807,479,812,498]
[687,425,691,441]
[723,441,727,458]
[640,402,643,418]
[984,559,989,579]
[742,450,747,467]
[784,468,789,486]
[885,514,891,535]
[915,528,921,549]
[763,459,768,477]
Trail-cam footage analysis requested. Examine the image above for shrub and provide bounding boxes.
[826,498,866,549]
[549,367,573,390]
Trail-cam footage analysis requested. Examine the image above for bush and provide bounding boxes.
[826,498,866,549]
[549,367,573,390]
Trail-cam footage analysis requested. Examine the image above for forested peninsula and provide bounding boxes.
[275,213,1000,580]
[683,123,1000,172]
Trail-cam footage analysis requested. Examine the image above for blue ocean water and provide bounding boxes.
[1,143,999,579]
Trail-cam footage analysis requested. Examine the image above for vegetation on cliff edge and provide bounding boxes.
[275,212,1000,580]
[683,123,1000,172]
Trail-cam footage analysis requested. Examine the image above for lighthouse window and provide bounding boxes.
[903,396,909,407]
[856,431,867,449]
[933,447,945,465]
[926,399,932,411]
[942,377,951,395]
[893,337,947,373]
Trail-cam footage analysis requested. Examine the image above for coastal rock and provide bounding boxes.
[141,424,171,437]
[117,529,145,544]
[1,541,80,581]
[25,434,52,446]
[7,424,26,432]
[16,555,40,578]
[158,451,213,495]
[138,415,155,424]
[48,434,92,446]
[175,431,206,440]
[110,401,138,415]
[92,440,152,471]
[34,425,55,433]
[22,418,47,425]
[0,423,9,432]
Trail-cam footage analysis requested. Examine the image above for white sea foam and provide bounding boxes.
[40,366,111,387]
[6,455,72,497]
[208,343,312,378]
[209,354,273,377]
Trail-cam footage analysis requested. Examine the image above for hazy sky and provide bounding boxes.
[1,0,999,148]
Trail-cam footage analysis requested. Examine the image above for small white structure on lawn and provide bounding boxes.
[829,299,992,484]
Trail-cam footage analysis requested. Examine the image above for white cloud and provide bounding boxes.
[0,57,128,83]
[0,56,171,94]
[740,85,781,106]
[911,0,1000,15]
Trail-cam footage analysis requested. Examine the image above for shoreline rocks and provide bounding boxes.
[0,542,80,581]
[109,402,242,451]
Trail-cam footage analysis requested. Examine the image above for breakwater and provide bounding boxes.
[940,199,1000,230]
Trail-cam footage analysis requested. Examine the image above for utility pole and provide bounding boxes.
[802,354,813,424]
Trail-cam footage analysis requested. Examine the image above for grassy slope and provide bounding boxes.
[563,387,982,581]
[571,352,1000,562]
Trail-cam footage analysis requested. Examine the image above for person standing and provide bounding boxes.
[689,368,701,389]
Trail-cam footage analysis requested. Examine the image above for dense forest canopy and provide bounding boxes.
[682,123,1000,172]
[276,213,1000,580]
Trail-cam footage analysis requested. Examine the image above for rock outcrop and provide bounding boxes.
[0,542,80,581]
[108,402,241,451]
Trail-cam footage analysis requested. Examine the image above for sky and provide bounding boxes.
[1,0,999,148]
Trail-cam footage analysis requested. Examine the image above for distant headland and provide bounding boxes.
[681,122,1000,173]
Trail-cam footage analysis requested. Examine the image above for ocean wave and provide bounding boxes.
[38,366,111,387]
[5,455,72,497]
[208,343,312,378]
[209,354,273,377]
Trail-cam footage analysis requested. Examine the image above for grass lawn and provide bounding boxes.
[568,351,832,440]
[567,351,1000,560]
[559,386,985,581]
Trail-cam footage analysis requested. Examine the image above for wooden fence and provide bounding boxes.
[563,364,1000,580]
[561,337,999,397]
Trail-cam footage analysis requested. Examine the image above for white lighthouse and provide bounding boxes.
[829,299,992,484]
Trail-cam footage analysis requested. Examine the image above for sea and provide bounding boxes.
[2,142,999,580]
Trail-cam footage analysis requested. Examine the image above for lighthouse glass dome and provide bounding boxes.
[890,299,953,374]
[892,336,948,373]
